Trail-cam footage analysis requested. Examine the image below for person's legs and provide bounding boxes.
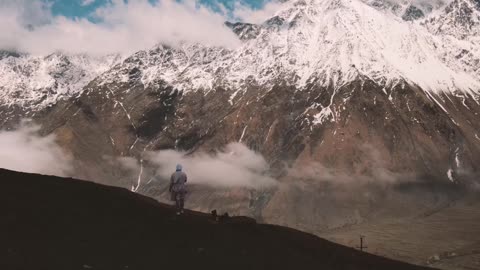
[175,193,182,214]
[179,193,185,213]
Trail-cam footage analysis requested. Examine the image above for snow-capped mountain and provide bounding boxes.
[1,0,479,111]
[91,0,479,98]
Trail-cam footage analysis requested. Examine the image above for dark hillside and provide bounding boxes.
[0,169,435,270]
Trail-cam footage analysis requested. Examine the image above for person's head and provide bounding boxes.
[176,164,183,172]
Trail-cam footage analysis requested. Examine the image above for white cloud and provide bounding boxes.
[232,0,284,24]
[0,0,241,55]
[0,121,73,177]
[145,143,276,189]
[0,0,52,26]
[81,0,96,6]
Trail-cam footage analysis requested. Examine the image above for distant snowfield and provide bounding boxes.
[0,0,479,110]
[0,53,122,108]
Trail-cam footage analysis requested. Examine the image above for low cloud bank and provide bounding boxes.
[0,0,241,55]
[287,161,404,187]
[0,121,72,177]
[145,143,276,189]
[286,144,410,186]
[0,0,287,56]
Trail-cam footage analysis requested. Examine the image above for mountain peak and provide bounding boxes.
[225,22,261,41]
[229,0,479,93]
[402,5,425,21]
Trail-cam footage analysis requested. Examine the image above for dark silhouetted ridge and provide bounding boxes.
[0,169,435,270]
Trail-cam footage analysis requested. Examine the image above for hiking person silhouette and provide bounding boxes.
[169,164,187,215]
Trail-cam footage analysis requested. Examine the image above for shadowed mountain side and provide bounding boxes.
[0,169,436,270]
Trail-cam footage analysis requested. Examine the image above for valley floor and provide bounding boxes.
[320,197,480,270]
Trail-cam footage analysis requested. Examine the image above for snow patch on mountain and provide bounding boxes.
[0,52,121,108]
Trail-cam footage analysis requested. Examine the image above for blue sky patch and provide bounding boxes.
[50,0,271,19]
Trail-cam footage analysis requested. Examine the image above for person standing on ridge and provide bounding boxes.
[169,164,187,215]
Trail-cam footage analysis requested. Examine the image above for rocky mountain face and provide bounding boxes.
[1,0,480,268]
[362,0,449,19]
[423,0,480,39]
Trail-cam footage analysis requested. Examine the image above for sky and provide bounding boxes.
[50,0,269,19]
[0,0,283,55]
